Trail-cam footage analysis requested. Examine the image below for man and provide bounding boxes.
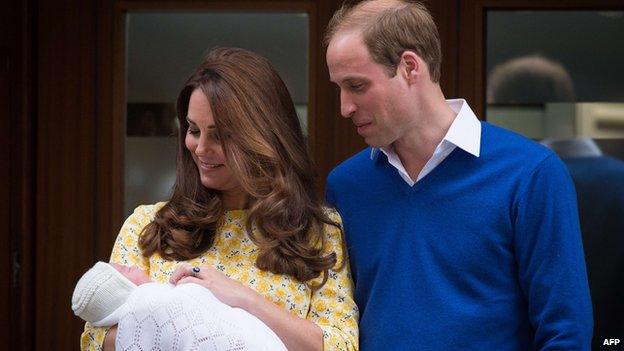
[324,1,593,350]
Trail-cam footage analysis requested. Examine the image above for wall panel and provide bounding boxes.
[36,0,98,348]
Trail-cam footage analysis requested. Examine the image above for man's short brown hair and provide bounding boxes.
[325,0,442,82]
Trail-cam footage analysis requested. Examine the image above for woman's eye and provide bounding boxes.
[187,128,200,136]
[207,130,221,142]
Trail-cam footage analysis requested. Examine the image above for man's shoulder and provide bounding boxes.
[327,147,374,183]
[481,122,555,164]
[480,123,578,193]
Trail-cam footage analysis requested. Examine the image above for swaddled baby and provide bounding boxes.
[71,262,286,351]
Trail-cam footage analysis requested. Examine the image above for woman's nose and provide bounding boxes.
[194,135,216,157]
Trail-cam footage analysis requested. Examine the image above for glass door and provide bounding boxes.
[462,4,624,348]
[121,11,310,216]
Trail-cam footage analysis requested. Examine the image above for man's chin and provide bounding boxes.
[364,137,389,149]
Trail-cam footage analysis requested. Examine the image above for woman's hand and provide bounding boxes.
[169,262,323,351]
[103,325,117,351]
[169,263,257,309]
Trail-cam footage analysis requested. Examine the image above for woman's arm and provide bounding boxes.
[245,287,324,350]
[103,326,117,351]
[301,211,359,351]
[170,210,359,351]
[171,264,324,351]
[80,205,155,350]
[80,323,110,351]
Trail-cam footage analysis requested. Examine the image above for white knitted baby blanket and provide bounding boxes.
[112,283,287,351]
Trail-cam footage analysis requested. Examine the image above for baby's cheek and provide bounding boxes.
[126,269,151,285]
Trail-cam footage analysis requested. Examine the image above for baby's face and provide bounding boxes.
[110,263,151,285]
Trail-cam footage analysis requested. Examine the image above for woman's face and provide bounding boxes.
[184,89,245,208]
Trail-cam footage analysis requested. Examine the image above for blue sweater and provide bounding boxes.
[326,123,593,351]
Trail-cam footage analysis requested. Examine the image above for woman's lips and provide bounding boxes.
[198,161,224,171]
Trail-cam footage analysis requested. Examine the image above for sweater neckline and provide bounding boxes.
[385,146,464,193]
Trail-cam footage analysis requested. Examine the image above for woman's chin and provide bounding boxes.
[199,178,223,190]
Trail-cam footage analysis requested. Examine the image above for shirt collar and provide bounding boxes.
[370,99,481,159]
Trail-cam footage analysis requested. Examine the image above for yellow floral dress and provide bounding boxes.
[80,202,359,350]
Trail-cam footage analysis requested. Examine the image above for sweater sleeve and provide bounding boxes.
[513,154,593,350]
[80,204,156,350]
[306,210,359,351]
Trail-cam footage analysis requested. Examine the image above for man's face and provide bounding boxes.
[327,31,411,148]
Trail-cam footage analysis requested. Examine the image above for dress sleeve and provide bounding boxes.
[307,209,359,351]
[80,204,156,350]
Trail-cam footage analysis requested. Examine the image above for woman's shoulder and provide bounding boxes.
[318,206,346,261]
[320,207,344,239]
[120,202,168,234]
[321,206,342,226]
[128,201,167,220]
[111,202,168,267]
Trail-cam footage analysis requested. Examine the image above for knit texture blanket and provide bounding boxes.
[106,282,286,351]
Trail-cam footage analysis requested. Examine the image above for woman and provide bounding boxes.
[80,47,358,350]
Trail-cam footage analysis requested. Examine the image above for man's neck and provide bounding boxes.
[392,92,456,180]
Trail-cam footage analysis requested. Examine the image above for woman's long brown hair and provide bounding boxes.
[139,47,342,285]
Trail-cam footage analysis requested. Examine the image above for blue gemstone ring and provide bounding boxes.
[192,267,201,276]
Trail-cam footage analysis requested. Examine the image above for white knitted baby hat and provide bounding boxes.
[71,261,136,325]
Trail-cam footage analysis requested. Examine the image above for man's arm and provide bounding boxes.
[513,154,593,350]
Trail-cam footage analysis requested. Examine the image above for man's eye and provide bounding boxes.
[350,83,365,92]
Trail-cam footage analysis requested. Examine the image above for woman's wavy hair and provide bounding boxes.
[139,47,342,286]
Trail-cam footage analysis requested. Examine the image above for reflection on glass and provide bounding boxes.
[488,55,575,105]
[127,103,177,137]
[486,10,624,139]
[486,11,624,139]
[487,11,624,103]
[124,12,309,217]
[486,10,624,347]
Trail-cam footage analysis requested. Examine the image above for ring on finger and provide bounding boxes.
[192,266,201,277]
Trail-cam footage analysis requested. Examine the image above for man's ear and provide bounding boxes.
[397,51,422,84]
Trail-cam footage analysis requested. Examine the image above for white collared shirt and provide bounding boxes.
[370,99,482,186]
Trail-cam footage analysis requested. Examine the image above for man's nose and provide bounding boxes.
[340,91,356,118]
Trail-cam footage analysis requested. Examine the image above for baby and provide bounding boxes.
[72,262,286,351]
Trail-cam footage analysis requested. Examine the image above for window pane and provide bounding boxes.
[124,12,309,216]
[486,11,624,140]
[486,10,624,347]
